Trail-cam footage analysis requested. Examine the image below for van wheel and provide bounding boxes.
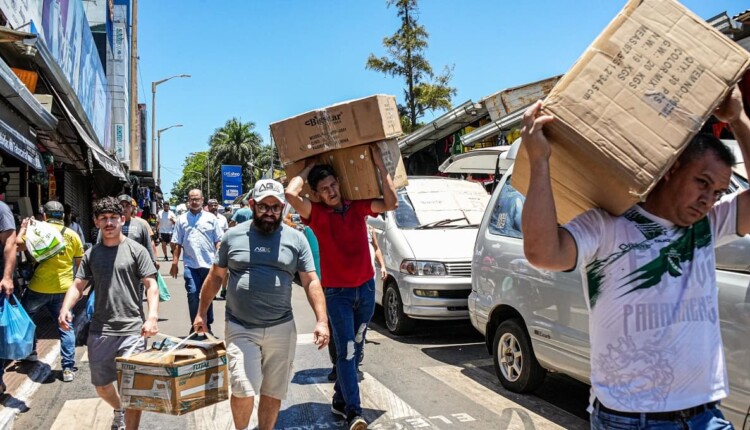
[384,282,413,335]
[492,318,546,393]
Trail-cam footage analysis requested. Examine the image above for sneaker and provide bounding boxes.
[24,352,38,362]
[331,399,346,419]
[111,409,125,430]
[219,288,227,299]
[347,414,367,430]
[0,382,6,396]
[63,368,75,382]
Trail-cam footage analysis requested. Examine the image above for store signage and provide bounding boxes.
[115,123,125,158]
[221,165,243,205]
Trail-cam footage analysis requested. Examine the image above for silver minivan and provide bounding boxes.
[469,142,750,427]
[368,177,489,334]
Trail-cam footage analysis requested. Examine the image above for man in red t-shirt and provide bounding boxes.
[286,146,397,430]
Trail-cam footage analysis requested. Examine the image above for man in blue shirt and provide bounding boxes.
[170,189,223,337]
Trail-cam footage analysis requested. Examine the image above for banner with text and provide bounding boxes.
[221,165,243,205]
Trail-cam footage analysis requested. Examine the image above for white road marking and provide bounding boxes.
[421,365,587,430]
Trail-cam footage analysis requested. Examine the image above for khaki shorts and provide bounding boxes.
[225,319,296,400]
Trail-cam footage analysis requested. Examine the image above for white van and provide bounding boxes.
[368,177,489,334]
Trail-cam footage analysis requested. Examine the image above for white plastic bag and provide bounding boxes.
[26,219,66,262]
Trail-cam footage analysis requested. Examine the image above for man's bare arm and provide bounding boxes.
[520,101,578,271]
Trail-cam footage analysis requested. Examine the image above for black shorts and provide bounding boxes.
[159,233,172,243]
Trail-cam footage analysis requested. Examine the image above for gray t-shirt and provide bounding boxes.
[76,238,157,336]
[217,222,315,329]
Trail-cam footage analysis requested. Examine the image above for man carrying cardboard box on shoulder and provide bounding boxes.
[522,85,750,429]
[286,145,397,430]
[58,196,159,430]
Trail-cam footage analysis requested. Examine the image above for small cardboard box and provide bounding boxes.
[116,340,228,416]
[284,139,408,202]
[271,95,403,165]
[512,0,750,224]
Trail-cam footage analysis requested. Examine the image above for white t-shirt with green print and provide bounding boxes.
[563,193,740,413]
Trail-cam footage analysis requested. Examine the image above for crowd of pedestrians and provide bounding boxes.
[0,144,396,430]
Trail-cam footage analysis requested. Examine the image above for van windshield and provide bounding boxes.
[394,192,421,229]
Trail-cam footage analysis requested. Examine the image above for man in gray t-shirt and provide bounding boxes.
[59,197,158,430]
[192,179,329,430]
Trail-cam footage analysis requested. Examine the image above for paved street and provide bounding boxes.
[1,260,590,430]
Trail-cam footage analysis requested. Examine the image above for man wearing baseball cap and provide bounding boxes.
[194,179,329,430]
[14,200,84,383]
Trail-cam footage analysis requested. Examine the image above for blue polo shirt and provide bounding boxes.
[173,210,223,269]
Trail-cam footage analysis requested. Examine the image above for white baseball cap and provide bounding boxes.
[253,179,286,205]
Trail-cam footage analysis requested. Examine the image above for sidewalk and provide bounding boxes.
[0,290,89,430]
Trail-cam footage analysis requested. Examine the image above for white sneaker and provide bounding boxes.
[63,369,75,382]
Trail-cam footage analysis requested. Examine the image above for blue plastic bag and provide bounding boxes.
[75,291,95,347]
[0,294,36,360]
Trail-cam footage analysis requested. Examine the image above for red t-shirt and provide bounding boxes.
[303,199,376,288]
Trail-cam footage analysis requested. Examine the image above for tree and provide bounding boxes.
[170,152,208,205]
[366,0,456,133]
[208,118,263,197]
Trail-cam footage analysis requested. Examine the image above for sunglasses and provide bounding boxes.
[256,203,284,214]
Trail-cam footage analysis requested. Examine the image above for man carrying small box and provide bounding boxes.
[59,197,159,430]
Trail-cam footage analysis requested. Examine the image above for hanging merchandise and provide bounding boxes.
[25,219,67,262]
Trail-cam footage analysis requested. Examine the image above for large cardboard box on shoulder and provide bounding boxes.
[284,139,408,202]
[115,339,228,415]
[512,0,750,224]
[271,95,403,165]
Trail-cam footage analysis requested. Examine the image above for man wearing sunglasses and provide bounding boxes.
[193,179,329,430]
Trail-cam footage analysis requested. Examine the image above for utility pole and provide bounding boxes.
[128,0,139,170]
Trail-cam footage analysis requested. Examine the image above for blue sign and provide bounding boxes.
[221,165,243,205]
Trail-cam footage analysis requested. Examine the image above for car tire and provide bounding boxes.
[384,282,413,335]
[492,318,546,393]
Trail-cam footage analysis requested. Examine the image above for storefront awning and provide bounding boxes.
[0,100,44,171]
[398,100,488,156]
[55,92,127,181]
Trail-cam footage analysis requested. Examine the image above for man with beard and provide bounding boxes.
[285,146,397,430]
[170,189,223,337]
[193,179,329,430]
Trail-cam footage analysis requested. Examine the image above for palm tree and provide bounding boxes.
[209,118,263,195]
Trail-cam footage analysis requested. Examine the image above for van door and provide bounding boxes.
[477,173,591,378]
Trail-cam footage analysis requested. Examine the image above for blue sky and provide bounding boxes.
[138,0,748,198]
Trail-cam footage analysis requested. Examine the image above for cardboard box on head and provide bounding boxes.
[285,139,408,203]
[271,95,403,165]
[512,0,750,224]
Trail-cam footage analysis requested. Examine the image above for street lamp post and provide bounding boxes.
[151,74,190,184]
[157,124,183,187]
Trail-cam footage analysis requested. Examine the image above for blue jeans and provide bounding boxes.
[184,267,213,333]
[591,403,734,429]
[326,279,375,417]
[20,290,75,370]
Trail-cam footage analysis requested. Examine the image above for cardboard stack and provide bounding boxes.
[115,339,228,415]
[271,95,408,201]
[511,0,750,224]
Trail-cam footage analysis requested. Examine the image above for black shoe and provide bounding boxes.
[347,414,367,430]
[327,366,337,382]
[331,399,346,419]
[219,289,227,299]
